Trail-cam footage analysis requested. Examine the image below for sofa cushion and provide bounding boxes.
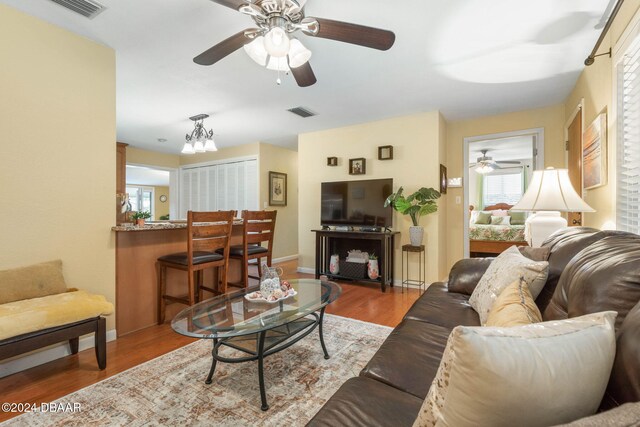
[446,258,494,295]
[485,278,542,327]
[414,312,617,427]
[470,246,548,324]
[360,319,451,399]
[404,283,480,329]
[554,402,640,427]
[0,290,114,340]
[307,376,423,427]
[0,260,67,304]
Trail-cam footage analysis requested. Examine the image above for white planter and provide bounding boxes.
[329,255,340,274]
[368,259,379,280]
[409,226,424,246]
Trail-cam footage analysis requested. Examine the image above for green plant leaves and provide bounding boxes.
[384,186,441,226]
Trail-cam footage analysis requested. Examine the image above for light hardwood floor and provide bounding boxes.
[0,260,421,422]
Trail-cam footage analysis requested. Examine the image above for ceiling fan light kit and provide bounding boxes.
[195,0,396,87]
[183,114,217,155]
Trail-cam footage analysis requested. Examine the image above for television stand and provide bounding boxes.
[312,229,399,292]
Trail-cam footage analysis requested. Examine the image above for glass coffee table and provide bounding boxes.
[171,278,342,411]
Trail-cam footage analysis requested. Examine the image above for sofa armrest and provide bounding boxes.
[447,258,494,295]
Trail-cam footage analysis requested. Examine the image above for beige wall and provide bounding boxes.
[259,143,299,260]
[564,0,640,230]
[127,147,180,169]
[154,186,170,219]
[0,5,116,329]
[445,104,566,270]
[298,112,447,283]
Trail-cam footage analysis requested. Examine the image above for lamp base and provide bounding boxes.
[525,212,567,247]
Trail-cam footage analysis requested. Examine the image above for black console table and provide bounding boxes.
[312,229,399,292]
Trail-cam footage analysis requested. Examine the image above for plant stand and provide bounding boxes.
[401,244,426,294]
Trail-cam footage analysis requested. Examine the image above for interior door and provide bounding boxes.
[567,110,583,226]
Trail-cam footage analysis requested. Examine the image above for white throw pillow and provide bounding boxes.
[413,311,618,427]
[469,245,548,324]
[490,215,511,225]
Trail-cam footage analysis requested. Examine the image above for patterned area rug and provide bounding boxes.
[5,315,391,427]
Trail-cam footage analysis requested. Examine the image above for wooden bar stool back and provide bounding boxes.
[229,210,277,288]
[157,210,235,324]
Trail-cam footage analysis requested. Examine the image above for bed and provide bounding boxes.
[469,203,528,256]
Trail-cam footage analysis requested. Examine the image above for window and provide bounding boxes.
[126,185,154,218]
[616,28,640,234]
[179,158,258,218]
[483,171,523,206]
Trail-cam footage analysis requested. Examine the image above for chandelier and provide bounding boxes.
[182,114,217,154]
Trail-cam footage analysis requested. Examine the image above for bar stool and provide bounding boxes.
[157,210,235,324]
[228,210,277,288]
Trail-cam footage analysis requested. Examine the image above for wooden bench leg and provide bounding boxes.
[95,317,106,370]
[69,337,79,354]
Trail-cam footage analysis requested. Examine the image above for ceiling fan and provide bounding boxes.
[469,149,522,174]
[193,0,396,87]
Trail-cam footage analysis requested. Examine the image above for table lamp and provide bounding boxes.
[511,167,594,247]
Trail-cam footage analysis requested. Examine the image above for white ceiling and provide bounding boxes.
[469,135,534,163]
[126,165,170,186]
[1,0,612,153]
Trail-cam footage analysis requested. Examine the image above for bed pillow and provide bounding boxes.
[413,311,617,427]
[475,211,491,225]
[490,215,510,225]
[469,210,479,226]
[492,209,508,216]
[485,278,542,327]
[509,211,527,225]
[469,245,549,324]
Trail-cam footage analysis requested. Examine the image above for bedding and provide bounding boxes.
[469,223,526,242]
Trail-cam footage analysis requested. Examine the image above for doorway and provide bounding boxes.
[463,128,545,258]
[126,164,178,221]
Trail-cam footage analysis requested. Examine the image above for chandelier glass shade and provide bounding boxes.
[183,114,217,155]
[475,163,496,174]
[264,27,290,57]
[243,30,312,71]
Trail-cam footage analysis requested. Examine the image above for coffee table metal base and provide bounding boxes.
[204,307,330,411]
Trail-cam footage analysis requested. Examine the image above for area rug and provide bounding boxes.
[4,315,392,427]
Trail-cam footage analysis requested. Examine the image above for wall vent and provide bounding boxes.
[47,0,106,19]
[287,106,316,118]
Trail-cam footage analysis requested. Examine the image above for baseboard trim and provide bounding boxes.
[297,267,315,275]
[0,329,117,378]
[248,254,298,265]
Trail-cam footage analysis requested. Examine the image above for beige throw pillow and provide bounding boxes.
[485,278,542,327]
[413,311,618,427]
[0,260,67,304]
[469,245,548,324]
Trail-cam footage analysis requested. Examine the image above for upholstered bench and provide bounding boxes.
[0,260,113,369]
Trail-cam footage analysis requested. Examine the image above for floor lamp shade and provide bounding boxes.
[511,168,594,247]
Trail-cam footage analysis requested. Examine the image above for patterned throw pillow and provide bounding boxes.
[485,278,542,327]
[490,215,511,225]
[475,211,491,224]
[413,312,617,427]
[469,246,549,324]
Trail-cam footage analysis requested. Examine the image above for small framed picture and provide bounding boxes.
[349,158,366,175]
[269,171,287,206]
[583,112,607,190]
[378,145,394,160]
[327,157,338,166]
[440,164,447,194]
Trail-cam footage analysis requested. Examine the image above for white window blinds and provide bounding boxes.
[616,32,640,233]
[483,171,523,206]
[179,159,258,219]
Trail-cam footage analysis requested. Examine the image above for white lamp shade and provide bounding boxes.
[475,164,496,174]
[511,168,595,212]
[264,27,290,58]
[181,142,195,154]
[288,38,312,68]
[193,139,206,153]
[204,138,218,152]
[266,56,290,72]
[244,36,268,66]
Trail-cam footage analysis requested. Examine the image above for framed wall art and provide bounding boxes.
[583,112,607,190]
[269,171,287,206]
[439,164,448,194]
[349,158,366,175]
[378,145,394,160]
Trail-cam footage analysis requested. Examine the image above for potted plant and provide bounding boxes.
[384,186,441,246]
[367,253,379,280]
[131,211,151,227]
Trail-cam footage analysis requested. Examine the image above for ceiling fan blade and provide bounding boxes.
[208,0,247,11]
[194,30,253,66]
[495,161,522,165]
[290,61,317,87]
[304,17,395,51]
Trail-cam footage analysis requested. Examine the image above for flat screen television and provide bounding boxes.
[321,178,393,228]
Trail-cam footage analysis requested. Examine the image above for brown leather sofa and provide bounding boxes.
[308,227,640,426]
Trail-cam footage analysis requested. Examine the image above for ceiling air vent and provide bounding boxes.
[287,106,316,118]
[47,0,106,19]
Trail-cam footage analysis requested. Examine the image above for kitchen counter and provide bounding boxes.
[112,220,243,232]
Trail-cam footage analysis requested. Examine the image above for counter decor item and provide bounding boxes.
[131,211,151,227]
[329,254,340,274]
[384,186,441,247]
[367,254,379,280]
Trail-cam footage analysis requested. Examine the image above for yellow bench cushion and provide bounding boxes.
[0,291,114,341]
